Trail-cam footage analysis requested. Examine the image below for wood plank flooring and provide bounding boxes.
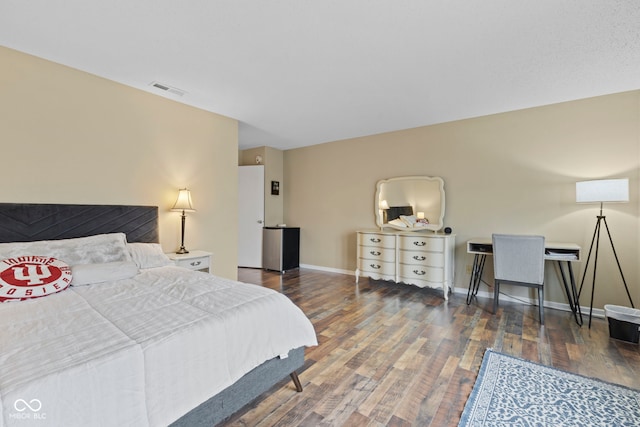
[220,268,640,427]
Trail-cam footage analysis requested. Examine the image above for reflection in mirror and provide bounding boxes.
[375,176,445,231]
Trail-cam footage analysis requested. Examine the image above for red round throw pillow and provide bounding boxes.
[0,256,72,302]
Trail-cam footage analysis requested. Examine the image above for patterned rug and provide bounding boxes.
[459,349,640,426]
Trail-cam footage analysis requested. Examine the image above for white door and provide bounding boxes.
[238,165,265,268]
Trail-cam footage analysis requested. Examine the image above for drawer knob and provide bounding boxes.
[370,251,381,256]
[413,255,426,261]
[413,241,426,246]
[413,269,426,276]
[370,238,381,243]
[370,264,381,269]
[190,261,202,267]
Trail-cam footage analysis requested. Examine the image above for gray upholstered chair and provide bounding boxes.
[492,234,546,325]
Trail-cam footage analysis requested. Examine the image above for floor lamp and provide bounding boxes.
[576,178,634,328]
[171,188,196,254]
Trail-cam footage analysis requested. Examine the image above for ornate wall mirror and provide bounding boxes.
[375,176,445,231]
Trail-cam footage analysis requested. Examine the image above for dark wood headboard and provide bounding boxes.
[0,203,159,243]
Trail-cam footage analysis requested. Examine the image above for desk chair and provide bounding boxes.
[492,234,546,325]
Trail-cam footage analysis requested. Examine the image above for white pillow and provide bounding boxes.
[400,215,417,227]
[0,233,131,266]
[388,218,408,227]
[127,243,172,269]
[71,261,139,286]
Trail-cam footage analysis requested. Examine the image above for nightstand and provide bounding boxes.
[166,250,212,273]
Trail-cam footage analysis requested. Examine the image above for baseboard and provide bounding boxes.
[451,285,605,319]
[299,265,605,319]
[299,264,354,275]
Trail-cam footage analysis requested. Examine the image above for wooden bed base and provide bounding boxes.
[0,202,305,426]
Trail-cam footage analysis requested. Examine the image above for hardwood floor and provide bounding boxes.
[221,268,640,426]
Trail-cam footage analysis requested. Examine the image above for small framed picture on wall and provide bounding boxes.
[271,181,280,195]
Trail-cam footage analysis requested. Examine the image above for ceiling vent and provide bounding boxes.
[149,81,186,97]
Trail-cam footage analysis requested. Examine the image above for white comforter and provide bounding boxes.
[0,266,317,427]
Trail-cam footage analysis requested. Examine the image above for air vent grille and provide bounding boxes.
[149,81,186,97]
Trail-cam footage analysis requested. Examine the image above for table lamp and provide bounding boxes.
[379,199,390,225]
[171,188,196,254]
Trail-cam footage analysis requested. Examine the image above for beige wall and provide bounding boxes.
[5,45,638,309]
[263,146,284,227]
[0,47,240,280]
[285,92,640,309]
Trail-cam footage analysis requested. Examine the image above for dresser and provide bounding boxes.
[356,230,455,299]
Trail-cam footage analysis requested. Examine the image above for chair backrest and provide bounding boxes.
[492,234,545,285]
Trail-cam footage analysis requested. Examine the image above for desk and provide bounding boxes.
[466,238,583,326]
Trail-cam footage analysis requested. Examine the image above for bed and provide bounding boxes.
[0,203,317,427]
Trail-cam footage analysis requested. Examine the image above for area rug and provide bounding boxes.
[459,349,640,426]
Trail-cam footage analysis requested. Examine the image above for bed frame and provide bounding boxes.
[0,202,305,426]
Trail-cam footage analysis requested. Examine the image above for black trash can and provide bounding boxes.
[604,305,640,343]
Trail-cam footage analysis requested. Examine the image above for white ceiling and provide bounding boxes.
[3,1,640,150]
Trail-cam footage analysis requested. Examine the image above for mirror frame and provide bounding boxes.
[375,176,445,232]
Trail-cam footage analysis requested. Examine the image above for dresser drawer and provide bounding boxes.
[359,259,395,276]
[359,246,395,262]
[398,250,444,267]
[398,264,443,282]
[399,235,444,252]
[358,233,395,248]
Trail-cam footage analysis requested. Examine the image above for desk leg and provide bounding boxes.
[466,254,486,305]
[556,260,583,326]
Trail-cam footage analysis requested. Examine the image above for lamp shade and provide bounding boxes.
[576,179,629,203]
[171,188,196,211]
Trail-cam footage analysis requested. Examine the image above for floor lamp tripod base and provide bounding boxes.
[578,213,634,328]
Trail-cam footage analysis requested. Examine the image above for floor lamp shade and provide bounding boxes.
[576,179,629,203]
[171,188,196,254]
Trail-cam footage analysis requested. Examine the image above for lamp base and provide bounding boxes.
[176,247,189,254]
[579,213,634,328]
